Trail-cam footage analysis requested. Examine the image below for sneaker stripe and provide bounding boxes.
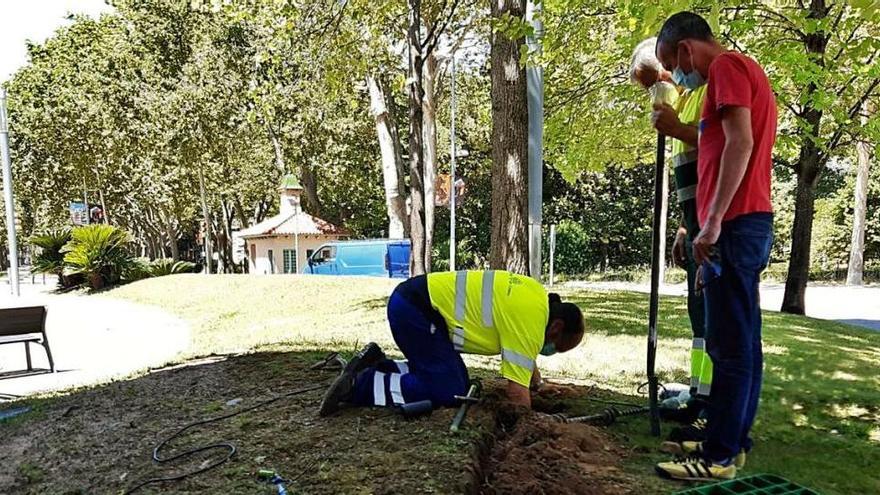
[683,464,695,478]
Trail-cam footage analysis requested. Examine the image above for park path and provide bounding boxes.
[564,280,880,332]
[0,277,189,400]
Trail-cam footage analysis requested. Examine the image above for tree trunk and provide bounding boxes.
[197,167,214,274]
[234,197,250,229]
[268,121,286,173]
[300,162,322,216]
[847,103,873,286]
[161,207,179,261]
[407,0,427,276]
[782,160,820,314]
[368,74,409,239]
[489,0,529,274]
[781,2,828,315]
[423,51,439,271]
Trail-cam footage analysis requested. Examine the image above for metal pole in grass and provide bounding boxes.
[0,88,20,296]
[549,224,556,287]
[647,131,665,437]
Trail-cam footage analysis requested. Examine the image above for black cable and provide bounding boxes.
[124,382,328,494]
[582,396,643,408]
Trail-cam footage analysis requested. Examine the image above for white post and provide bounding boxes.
[549,224,556,287]
[1,89,20,296]
[449,55,457,272]
[526,0,544,281]
[294,207,300,274]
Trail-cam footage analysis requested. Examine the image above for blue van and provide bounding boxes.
[307,239,411,278]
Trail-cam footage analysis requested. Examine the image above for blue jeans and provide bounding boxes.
[352,277,469,408]
[702,213,773,461]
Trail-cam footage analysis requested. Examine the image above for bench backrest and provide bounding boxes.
[0,306,47,336]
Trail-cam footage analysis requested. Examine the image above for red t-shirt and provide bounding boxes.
[697,52,777,226]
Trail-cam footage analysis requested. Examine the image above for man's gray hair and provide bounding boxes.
[629,37,662,86]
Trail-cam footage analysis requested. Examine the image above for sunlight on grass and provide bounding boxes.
[828,403,871,419]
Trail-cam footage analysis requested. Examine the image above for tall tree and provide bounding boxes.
[847,101,875,285]
[368,74,409,238]
[489,0,529,273]
[423,51,440,271]
[407,0,428,276]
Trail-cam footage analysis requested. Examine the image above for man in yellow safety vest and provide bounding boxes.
[319,270,585,415]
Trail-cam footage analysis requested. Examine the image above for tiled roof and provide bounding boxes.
[237,211,347,238]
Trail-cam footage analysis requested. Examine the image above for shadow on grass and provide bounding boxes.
[0,349,485,495]
[356,296,390,312]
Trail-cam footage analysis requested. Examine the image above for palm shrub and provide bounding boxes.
[29,228,80,288]
[148,258,197,277]
[61,224,135,290]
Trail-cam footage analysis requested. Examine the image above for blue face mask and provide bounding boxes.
[540,342,557,356]
[671,45,705,90]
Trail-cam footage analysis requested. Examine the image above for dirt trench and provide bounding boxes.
[464,383,636,495]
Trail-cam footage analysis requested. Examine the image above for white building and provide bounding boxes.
[238,175,347,274]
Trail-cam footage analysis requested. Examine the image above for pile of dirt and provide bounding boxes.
[479,413,633,495]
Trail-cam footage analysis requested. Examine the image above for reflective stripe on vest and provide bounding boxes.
[455,271,467,321]
[502,348,535,371]
[481,270,495,328]
[678,184,697,202]
[672,149,698,168]
[452,327,465,351]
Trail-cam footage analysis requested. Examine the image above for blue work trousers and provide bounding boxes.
[702,212,773,462]
[351,278,469,408]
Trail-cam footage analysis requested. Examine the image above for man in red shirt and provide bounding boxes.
[652,12,776,481]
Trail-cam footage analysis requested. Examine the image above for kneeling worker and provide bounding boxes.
[320,270,585,415]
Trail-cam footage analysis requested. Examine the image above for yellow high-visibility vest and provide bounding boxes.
[427,270,548,387]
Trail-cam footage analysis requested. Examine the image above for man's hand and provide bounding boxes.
[672,226,688,268]
[530,367,543,391]
[651,103,682,138]
[692,220,721,265]
[506,380,532,408]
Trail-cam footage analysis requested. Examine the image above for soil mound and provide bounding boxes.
[481,415,632,495]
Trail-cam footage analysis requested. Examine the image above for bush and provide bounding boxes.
[29,228,81,289]
[61,224,135,290]
[148,258,197,277]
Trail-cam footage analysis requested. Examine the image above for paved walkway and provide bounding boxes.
[564,280,880,332]
[0,278,189,400]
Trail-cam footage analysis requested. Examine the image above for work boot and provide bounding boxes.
[660,441,746,469]
[667,417,708,443]
[319,369,356,417]
[343,342,386,375]
[655,454,737,481]
[319,343,385,417]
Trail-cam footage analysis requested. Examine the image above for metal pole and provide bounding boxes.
[294,206,300,274]
[0,89,20,296]
[647,133,665,437]
[449,55,457,271]
[526,0,544,281]
[549,224,556,287]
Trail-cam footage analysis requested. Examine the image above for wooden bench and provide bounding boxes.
[0,306,55,373]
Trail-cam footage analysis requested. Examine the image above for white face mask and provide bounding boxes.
[671,44,706,90]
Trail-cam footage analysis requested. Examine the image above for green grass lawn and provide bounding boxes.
[99,274,880,494]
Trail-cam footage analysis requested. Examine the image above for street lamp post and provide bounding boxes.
[449,54,457,271]
[1,88,20,296]
[526,0,544,282]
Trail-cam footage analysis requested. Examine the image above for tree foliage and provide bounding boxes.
[1,0,876,288]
